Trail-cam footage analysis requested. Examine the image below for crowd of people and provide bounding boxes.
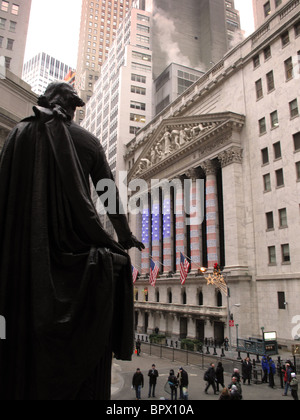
[130,355,298,400]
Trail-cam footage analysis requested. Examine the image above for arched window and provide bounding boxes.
[168,290,172,304]
[216,291,222,307]
[198,291,203,306]
[182,290,187,305]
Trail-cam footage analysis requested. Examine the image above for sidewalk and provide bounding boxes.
[111,350,296,401]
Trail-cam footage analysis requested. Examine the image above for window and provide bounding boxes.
[0,36,3,48]
[270,110,279,128]
[266,70,275,91]
[268,246,276,264]
[275,0,282,7]
[289,99,299,118]
[11,4,19,15]
[1,1,9,12]
[264,45,271,60]
[264,1,271,18]
[263,173,271,192]
[295,21,300,37]
[273,142,281,159]
[279,208,287,228]
[281,31,290,47]
[259,117,266,135]
[266,212,274,230]
[132,51,151,62]
[0,18,6,29]
[284,57,293,80]
[255,79,263,99]
[130,113,146,123]
[261,147,269,165]
[131,74,146,83]
[131,85,146,95]
[6,38,14,51]
[296,161,300,181]
[281,244,290,263]
[9,21,16,31]
[253,55,260,68]
[130,100,146,111]
[294,132,300,151]
[278,292,286,310]
[276,168,284,187]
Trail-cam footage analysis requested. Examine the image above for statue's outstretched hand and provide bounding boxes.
[119,234,145,251]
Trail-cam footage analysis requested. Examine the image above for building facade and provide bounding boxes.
[75,0,133,123]
[0,0,32,77]
[0,68,37,151]
[253,0,291,29]
[125,0,300,349]
[22,52,73,96]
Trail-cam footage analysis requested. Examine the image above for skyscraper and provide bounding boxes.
[22,52,73,95]
[0,0,32,77]
[75,0,133,122]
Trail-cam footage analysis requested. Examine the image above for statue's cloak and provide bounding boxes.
[0,108,134,400]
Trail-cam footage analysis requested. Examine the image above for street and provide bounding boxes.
[111,351,295,401]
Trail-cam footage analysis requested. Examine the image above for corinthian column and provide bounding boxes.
[201,159,220,268]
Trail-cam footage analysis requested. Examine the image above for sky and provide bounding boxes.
[24,0,255,69]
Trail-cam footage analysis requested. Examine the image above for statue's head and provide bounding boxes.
[38,82,85,120]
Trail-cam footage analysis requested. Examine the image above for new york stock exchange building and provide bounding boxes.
[125,2,300,351]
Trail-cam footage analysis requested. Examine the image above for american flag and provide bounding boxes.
[132,265,139,284]
[149,259,159,287]
[180,253,190,285]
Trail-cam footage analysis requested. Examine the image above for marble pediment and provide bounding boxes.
[127,112,245,180]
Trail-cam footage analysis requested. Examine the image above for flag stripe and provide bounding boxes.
[180,253,190,285]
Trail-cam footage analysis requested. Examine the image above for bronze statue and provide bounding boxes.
[0,82,144,400]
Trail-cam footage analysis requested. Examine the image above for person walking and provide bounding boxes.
[135,338,141,357]
[204,363,217,395]
[228,376,243,400]
[132,368,144,400]
[242,357,252,385]
[216,362,225,392]
[290,373,299,400]
[261,355,269,384]
[168,369,178,401]
[282,363,292,396]
[177,367,189,400]
[148,364,159,398]
[268,357,276,389]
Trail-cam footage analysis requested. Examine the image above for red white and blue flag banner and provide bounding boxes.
[149,259,159,287]
[180,253,190,285]
[132,265,139,284]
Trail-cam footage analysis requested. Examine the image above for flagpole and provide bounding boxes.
[182,252,206,272]
[149,256,167,267]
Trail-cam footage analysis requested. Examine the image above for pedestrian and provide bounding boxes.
[232,368,241,383]
[290,373,299,400]
[168,369,178,401]
[261,355,269,384]
[242,357,252,385]
[204,363,218,395]
[282,363,292,396]
[132,368,144,400]
[177,367,189,400]
[268,357,276,389]
[228,376,242,400]
[224,337,229,351]
[230,384,241,401]
[136,338,141,356]
[216,361,225,392]
[148,364,159,398]
[219,387,231,400]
